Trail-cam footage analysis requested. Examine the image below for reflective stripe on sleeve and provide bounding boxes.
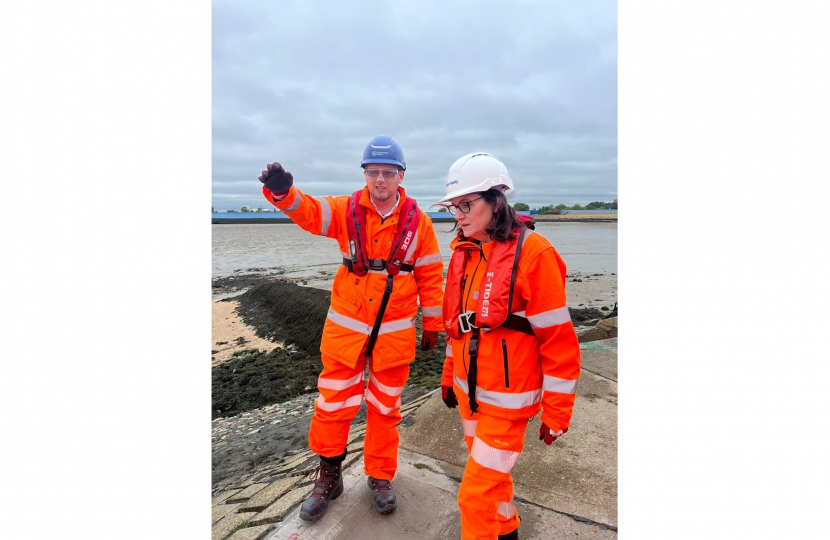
[445,344,453,358]
[414,252,442,267]
[317,372,365,391]
[315,197,332,236]
[527,306,571,329]
[369,372,405,397]
[284,196,301,212]
[543,374,578,394]
[365,388,402,415]
[471,436,520,474]
[497,501,516,519]
[454,375,542,409]
[461,418,477,438]
[421,306,442,317]
[315,393,363,412]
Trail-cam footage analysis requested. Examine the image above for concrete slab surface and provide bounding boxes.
[579,338,617,381]
[262,449,616,540]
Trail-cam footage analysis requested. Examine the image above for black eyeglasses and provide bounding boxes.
[446,196,484,215]
[364,169,401,179]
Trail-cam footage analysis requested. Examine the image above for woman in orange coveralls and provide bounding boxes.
[436,153,581,540]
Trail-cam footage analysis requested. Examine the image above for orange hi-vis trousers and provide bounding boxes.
[308,352,409,481]
[457,399,528,540]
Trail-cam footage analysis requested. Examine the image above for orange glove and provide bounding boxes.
[539,423,568,445]
[420,330,438,351]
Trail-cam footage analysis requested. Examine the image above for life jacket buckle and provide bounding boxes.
[458,311,475,334]
[368,259,387,271]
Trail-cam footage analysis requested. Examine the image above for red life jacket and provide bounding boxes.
[443,218,535,340]
[343,189,421,276]
[444,215,536,414]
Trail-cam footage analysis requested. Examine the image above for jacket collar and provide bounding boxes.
[359,185,407,218]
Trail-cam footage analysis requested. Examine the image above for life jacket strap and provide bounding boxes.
[460,312,534,336]
[342,258,415,274]
[467,327,480,415]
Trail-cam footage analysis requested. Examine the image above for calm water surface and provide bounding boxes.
[213,221,616,284]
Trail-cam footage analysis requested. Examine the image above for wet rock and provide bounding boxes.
[601,306,609,311]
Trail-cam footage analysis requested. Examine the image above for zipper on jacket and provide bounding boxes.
[502,338,510,388]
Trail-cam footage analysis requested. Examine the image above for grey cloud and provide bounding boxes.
[212,0,616,211]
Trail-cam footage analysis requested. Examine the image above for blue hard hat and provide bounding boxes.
[360,135,406,170]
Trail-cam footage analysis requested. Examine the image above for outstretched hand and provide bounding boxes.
[258,162,294,197]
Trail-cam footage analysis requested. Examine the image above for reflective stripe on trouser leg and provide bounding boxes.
[308,353,367,459]
[458,413,528,540]
[363,361,409,481]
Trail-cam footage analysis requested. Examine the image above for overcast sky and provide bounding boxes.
[212,0,616,212]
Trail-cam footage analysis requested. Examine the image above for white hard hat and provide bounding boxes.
[437,153,514,204]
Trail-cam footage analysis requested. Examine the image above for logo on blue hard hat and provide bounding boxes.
[371,151,388,157]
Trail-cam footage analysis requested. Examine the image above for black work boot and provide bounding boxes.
[367,476,397,514]
[298,453,346,522]
[498,527,519,540]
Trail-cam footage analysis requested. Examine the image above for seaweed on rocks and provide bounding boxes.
[212,347,322,419]
[233,280,329,354]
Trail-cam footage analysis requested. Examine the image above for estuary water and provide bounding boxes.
[212,221,617,285]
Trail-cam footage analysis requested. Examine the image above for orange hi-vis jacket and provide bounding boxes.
[440,229,581,433]
[263,184,445,371]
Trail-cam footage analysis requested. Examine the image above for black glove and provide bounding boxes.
[441,385,458,409]
[258,162,294,196]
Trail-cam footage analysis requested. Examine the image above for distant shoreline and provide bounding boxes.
[212,213,617,224]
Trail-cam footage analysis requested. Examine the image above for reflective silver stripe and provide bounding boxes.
[315,197,332,236]
[316,393,363,412]
[317,372,364,391]
[421,306,442,317]
[471,436,520,474]
[461,418,477,438]
[445,344,453,358]
[365,388,401,415]
[544,375,578,394]
[369,372,405,397]
[497,501,515,519]
[521,229,534,247]
[454,375,542,409]
[327,308,370,334]
[378,316,416,335]
[512,311,526,317]
[404,230,419,262]
[284,195,301,212]
[340,251,350,259]
[527,306,571,329]
[414,252,442,267]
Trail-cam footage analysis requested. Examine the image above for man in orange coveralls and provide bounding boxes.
[437,153,581,540]
[257,135,444,522]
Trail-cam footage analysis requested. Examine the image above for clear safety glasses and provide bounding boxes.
[364,168,401,180]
